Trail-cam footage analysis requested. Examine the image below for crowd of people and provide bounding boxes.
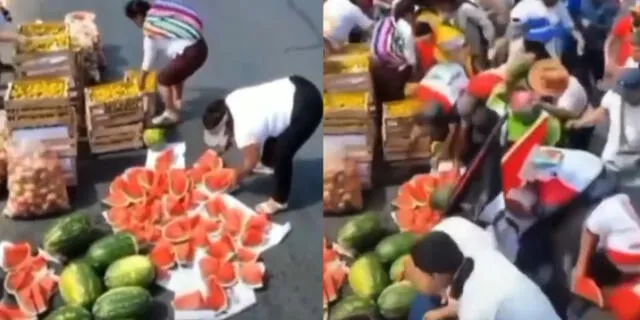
[324,0,640,318]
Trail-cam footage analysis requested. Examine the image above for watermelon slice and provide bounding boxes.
[243,214,271,232]
[155,149,175,173]
[238,261,265,289]
[0,302,36,320]
[168,169,191,198]
[1,242,31,271]
[208,234,236,261]
[242,229,266,247]
[203,169,236,193]
[150,241,176,270]
[174,241,196,265]
[16,283,49,315]
[193,218,222,248]
[204,278,229,312]
[395,208,417,231]
[163,217,192,243]
[109,176,128,195]
[4,270,34,294]
[236,247,259,262]
[199,255,221,279]
[174,290,206,310]
[214,260,238,287]
[105,207,131,228]
[150,173,169,198]
[574,277,604,307]
[163,195,186,217]
[190,189,209,204]
[102,190,130,208]
[323,273,338,304]
[221,209,245,237]
[188,166,208,185]
[195,150,223,171]
[205,196,228,219]
[127,167,155,189]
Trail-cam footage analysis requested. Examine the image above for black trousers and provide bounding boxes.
[261,75,323,203]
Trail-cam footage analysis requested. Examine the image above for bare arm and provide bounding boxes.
[539,101,581,120]
[604,33,620,67]
[0,31,18,43]
[574,107,608,127]
[236,143,260,181]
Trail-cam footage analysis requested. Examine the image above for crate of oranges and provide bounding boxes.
[13,27,79,80]
[4,77,75,130]
[84,80,145,129]
[324,51,372,94]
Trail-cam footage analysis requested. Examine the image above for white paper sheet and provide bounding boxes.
[145,142,187,169]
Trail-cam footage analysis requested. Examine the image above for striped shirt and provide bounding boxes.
[143,0,203,40]
[370,17,416,68]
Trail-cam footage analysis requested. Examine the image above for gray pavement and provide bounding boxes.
[0,1,323,319]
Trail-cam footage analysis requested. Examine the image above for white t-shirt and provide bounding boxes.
[557,76,588,116]
[418,63,469,107]
[510,0,574,57]
[395,19,417,66]
[585,193,640,272]
[141,36,195,70]
[225,77,295,149]
[625,57,638,68]
[323,0,374,44]
[457,250,561,320]
[600,90,640,161]
[432,217,497,254]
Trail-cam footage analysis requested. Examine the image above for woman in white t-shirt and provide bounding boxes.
[201,75,322,214]
[324,0,375,53]
[405,231,560,320]
[567,68,640,188]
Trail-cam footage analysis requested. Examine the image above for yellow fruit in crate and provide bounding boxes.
[88,81,139,103]
[19,34,70,53]
[124,70,157,91]
[9,78,69,100]
[19,22,67,37]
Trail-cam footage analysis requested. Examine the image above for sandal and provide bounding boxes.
[152,110,180,126]
[255,198,288,215]
[253,163,274,175]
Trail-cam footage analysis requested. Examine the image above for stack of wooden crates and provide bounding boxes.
[382,99,432,167]
[323,45,375,214]
[84,71,157,154]
[6,21,82,185]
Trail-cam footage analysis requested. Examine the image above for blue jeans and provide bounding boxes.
[409,295,442,320]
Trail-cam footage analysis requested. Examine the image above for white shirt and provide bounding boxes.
[225,77,295,149]
[457,250,561,320]
[141,36,195,70]
[323,0,374,44]
[510,0,574,57]
[418,63,469,107]
[557,76,588,116]
[625,57,638,68]
[585,193,640,272]
[432,217,497,254]
[600,90,640,161]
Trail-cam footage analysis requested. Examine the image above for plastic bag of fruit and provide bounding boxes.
[323,157,363,214]
[0,112,8,183]
[3,138,70,218]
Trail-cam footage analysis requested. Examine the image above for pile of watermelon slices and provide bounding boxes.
[391,169,461,234]
[101,148,277,315]
[323,238,348,312]
[0,242,59,320]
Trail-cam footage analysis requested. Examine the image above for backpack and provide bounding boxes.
[370,17,407,66]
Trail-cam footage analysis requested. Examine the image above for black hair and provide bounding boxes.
[202,99,230,130]
[414,22,433,37]
[523,40,551,61]
[394,0,417,20]
[342,315,374,320]
[125,0,151,19]
[410,231,464,274]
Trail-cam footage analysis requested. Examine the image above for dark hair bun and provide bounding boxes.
[125,0,151,19]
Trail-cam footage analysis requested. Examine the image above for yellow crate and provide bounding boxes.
[18,21,68,37]
[86,80,140,104]
[123,69,157,93]
[342,43,370,55]
[18,33,71,54]
[8,77,70,101]
[384,99,424,118]
[323,91,369,111]
[324,53,370,74]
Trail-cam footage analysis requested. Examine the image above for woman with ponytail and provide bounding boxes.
[404,229,559,320]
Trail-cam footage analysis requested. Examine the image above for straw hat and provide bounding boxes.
[527,59,570,97]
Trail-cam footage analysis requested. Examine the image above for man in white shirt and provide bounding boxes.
[324,0,375,52]
[405,231,560,320]
[201,75,322,214]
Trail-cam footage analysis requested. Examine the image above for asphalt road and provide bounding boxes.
[0,0,323,319]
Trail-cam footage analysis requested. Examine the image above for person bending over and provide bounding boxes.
[202,75,322,214]
[324,0,375,53]
[125,0,208,125]
[404,231,560,320]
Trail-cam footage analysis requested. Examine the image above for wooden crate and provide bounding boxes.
[85,80,145,129]
[324,91,370,118]
[382,99,426,139]
[4,77,75,130]
[324,51,372,96]
[123,69,158,123]
[14,33,80,79]
[18,21,68,38]
[88,123,143,154]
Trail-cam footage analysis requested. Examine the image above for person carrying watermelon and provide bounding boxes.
[201,75,322,214]
[404,231,560,320]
